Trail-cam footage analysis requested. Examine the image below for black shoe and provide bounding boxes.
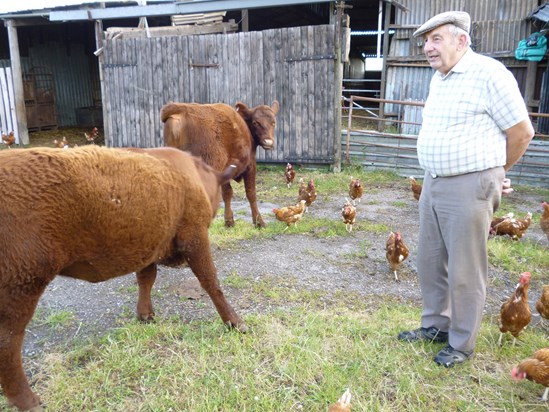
[434,345,473,368]
[397,327,449,343]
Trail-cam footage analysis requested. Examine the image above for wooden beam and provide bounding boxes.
[5,19,28,145]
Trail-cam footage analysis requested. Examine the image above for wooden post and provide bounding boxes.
[6,19,29,145]
[378,0,392,132]
[332,1,345,173]
[524,60,537,112]
[241,9,249,32]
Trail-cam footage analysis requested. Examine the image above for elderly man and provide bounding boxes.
[398,11,534,367]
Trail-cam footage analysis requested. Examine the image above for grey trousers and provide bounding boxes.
[417,167,504,352]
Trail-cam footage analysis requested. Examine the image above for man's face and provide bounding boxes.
[422,24,466,75]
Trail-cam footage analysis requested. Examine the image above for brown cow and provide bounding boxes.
[0,146,245,411]
[161,100,279,228]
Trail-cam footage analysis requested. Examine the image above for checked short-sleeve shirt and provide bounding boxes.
[417,48,530,177]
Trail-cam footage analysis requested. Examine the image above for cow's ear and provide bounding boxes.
[235,102,248,112]
[271,100,280,114]
[235,102,250,119]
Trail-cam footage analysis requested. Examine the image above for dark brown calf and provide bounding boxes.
[0,146,244,411]
[161,100,279,228]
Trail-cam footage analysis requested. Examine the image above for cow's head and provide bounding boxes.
[235,101,279,150]
[192,156,238,218]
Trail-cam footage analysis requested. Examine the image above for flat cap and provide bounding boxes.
[413,11,471,38]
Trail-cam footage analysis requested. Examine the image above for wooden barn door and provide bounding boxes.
[100,25,338,166]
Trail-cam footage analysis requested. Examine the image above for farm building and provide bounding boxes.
[0,0,547,180]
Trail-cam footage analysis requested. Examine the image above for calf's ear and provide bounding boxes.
[271,100,280,114]
[235,102,248,112]
[219,164,238,185]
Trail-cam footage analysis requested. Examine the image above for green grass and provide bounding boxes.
[17,299,549,411]
[488,237,549,278]
[2,168,548,411]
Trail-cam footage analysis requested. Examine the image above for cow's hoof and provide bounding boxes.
[224,220,235,227]
[138,313,155,323]
[255,220,266,229]
[226,320,248,333]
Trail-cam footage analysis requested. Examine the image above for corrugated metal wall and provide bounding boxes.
[0,41,97,127]
[394,0,538,26]
[386,0,541,104]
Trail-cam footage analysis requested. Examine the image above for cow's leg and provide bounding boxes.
[243,164,265,228]
[222,182,235,227]
[0,289,45,411]
[135,264,157,322]
[182,230,246,332]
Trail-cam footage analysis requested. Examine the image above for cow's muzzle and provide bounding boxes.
[261,139,274,150]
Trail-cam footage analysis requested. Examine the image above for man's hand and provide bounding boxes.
[502,178,514,195]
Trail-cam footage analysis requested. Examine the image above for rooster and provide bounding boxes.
[511,347,549,401]
[536,285,549,325]
[541,202,549,241]
[348,177,363,205]
[385,231,409,282]
[273,200,306,231]
[2,131,15,148]
[341,199,356,233]
[498,271,532,346]
[490,212,532,240]
[53,136,69,149]
[84,126,99,144]
[297,178,317,212]
[328,388,351,412]
[409,176,422,201]
[285,163,296,188]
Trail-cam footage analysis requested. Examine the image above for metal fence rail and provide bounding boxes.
[342,96,549,187]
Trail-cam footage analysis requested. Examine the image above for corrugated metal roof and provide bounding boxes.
[530,2,549,23]
[0,0,113,14]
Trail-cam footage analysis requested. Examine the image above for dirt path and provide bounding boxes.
[24,184,548,359]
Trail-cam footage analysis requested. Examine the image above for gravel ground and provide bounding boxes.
[23,180,548,359]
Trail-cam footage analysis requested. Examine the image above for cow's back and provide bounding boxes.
[161,102,252,171]
[0,146,211,279]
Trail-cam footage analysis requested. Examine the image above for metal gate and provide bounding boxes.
[343,96,549,187]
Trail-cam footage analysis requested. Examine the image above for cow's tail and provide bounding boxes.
[160,103,183,123]
[160,104,186,148]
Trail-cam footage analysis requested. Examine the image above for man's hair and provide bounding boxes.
[449,24,471,47]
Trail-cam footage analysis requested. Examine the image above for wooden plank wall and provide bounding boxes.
[101,25,337,165]
[0,67,19,143]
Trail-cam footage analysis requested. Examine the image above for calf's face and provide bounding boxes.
[235,101,279,150]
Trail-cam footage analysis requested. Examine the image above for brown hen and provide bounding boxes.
[348,177,363,205]
[385,231,409,282]
[498,271,532,346]
[285,163,296,188]
[273,200,306,231]
[541,202,549,241]
[53,136,69,149]
[536,285,549,325]
[2,131,15,148]
[84,126,99,144]
[490,212,532,240]
[297,178,317,212]
[328,388,351,412]
[409,176,422,201]
[512,347,549,401]
[341,199,357,233]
